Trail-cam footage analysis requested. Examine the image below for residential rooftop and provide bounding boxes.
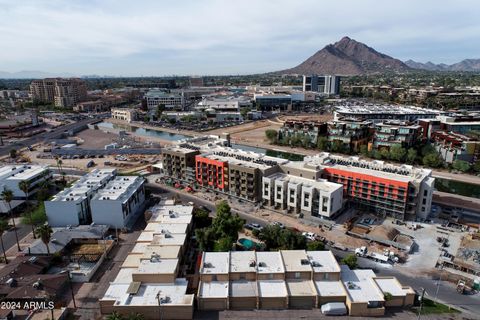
[230,251,256,273]
[198,281,229,298]
[136,258,179,275]
[373,277,415,297]
[257,280,288,298]
[201,252,229,275]
[230,280,257,297]
[307,251,341,274]
[280,250,313,273]
[92,176,144,202]
[341,265,384,303]
[255,252,285,274]
[286,280,316,297]
[1,165,49,181]
[314,280,346,297]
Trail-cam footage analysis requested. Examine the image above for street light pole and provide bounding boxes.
[67,271,77,308]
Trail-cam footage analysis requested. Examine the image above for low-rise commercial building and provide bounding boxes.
[111,108,137,123]
[0,164,51,199]
[145,89,185,110]
[334,104,444,123]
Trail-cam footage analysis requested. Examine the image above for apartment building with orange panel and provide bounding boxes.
[195,155,229,191]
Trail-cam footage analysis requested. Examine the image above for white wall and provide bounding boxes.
[45,201,81,227]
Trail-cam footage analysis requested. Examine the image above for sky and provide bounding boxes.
[0,0,479,76]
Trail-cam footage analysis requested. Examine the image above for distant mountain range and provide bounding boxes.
[278,36,480,75]
[0,70,76,79]
[404,59,480,72]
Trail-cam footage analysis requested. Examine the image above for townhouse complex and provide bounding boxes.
[161,136,434,221]
[198,249,414,317]
[100,201,195,319]
[45,168,146,229]
[0,164,51,199]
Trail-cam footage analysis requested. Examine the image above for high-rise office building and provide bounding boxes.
[303,75,340,95]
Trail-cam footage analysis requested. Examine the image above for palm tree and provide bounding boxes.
[18,180,36,238]
[0,218,9,264]
[56,158,65,183]
[106,311,125,320]
[35,224,53,256]
[1,188,20,251]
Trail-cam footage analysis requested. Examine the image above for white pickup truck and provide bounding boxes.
[355,246,397,263]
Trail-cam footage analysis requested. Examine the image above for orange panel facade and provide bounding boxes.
[195,155,228,190]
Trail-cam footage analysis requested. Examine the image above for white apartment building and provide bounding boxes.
[263,172,343,219]
[90,176,146,229]
[0,165,51,199]
[145,89,184,110]
[45,169,116,227]
[111,108,137,123]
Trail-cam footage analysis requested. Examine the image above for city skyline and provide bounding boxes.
[0,0,479,76]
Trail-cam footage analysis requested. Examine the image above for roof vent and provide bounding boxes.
[258,262,266,267]
[300,259,310,265]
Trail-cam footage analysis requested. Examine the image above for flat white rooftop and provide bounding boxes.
[147,204,194,222]
[102,279,192,306]
[198,281,229,298]
[230,280,257,297]
[257,280,288,298]
[341,265,384,303]
[114,267,136,283]
[136,258,179,275]
[230,251,256,273]
[3,165,49,181]
[144,223,189,234]
[93,176,144,202]
[201,252,229,275]
[315,281,346,297]
[307,251,341,273]
[265,172,341,193]
[255,252,285,274]
[373,277,414,297]
[150,233,187,246]
[286,280,316,297]
[131,243,181,257]
[150,214,193,225]
[281,250,313,273]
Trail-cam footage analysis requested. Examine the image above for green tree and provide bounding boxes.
[0,218,9,264]
[342,254,358,269]
[35,224,53,255]
[106,312,125,320]
[452,160,471,173]
[372,149,382,159]
[423,153,443,168]
[195,227,216,251]
[406,148,417,164]
[156,104,165,119]
[256,225,306,250]
[9,149,16,159]
[473,161,480,173]
[19,180,36,238]
[330,140,345,153]
[421,144,436,157]
[265,129,278,143]
[301,135,311,148]
[1,188,20,251]
[380,148,390,160]
[390,145,406,162]
[240,107,251,118]
[359,144,369,156]
[213,237,234,252]
[193,209,211,228]
[317,136,329,151]
[126,313,144,320]
[307,240,325,251]
[21,203,47,226]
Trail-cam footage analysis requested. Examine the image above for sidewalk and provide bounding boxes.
[1,227,35,267]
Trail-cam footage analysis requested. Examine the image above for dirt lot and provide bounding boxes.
[74,129,118,149]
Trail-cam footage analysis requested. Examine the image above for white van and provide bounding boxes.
[321,302,347,316]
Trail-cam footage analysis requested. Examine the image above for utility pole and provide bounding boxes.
[417,287,426,320]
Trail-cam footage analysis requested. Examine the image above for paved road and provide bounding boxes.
[3,221,31,251]
[147,182,480,316]
[0,118,99,157]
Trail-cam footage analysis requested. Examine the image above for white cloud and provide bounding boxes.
[0,0,478,75]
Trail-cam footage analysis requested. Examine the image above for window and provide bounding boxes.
[294,272,301,279]
[212,275,217,281]
[424,190,428,196]
[268,273,274,280]
[239,273,246,280]
[324,273,329,280]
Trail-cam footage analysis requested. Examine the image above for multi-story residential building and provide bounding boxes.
[90,176,146,229]
[334,104,445,123]
[111,108,137,123]
[0,165,51,199]
[195,147,285,202]
[327,118,372,152]
[162,145,200,182]
[45,169,117,227]
[197,249,414,316]
[145,89,185,110]
[100,202,194,320]
[30,78,87,108]
[436,115,480,135]
[306,153,435,220]
[303,75,340,95]
[432,131,480,164]
[278,119,327,146]
[372,121,422,150]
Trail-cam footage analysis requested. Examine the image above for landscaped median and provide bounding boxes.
[412,298,460,316]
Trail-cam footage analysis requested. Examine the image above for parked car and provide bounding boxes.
[244,223,263,232]
[271,222,285,229]
[302,232,317,241]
